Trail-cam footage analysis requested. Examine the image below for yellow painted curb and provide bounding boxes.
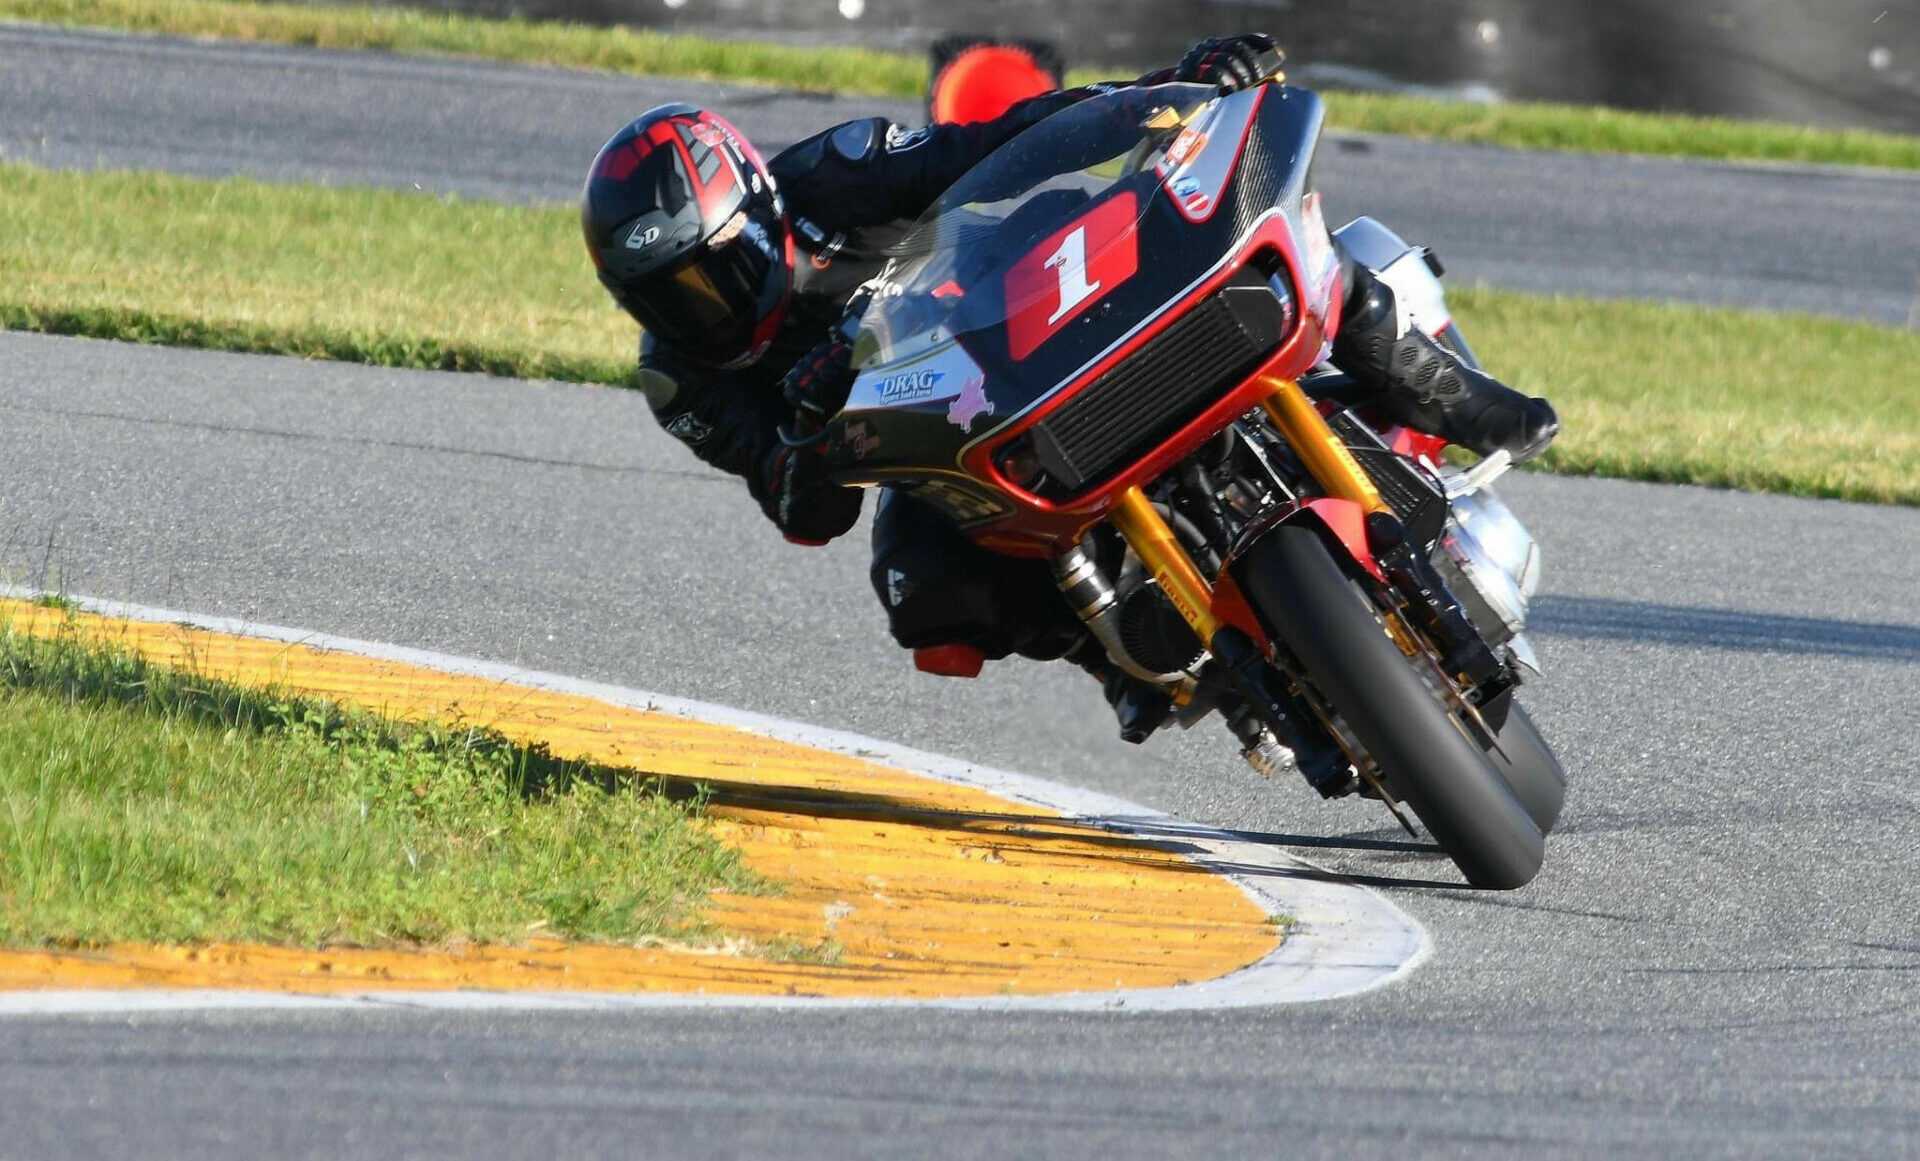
[0,600,1281,999]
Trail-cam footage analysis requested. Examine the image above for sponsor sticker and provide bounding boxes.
[1167,127,1207,166]
[946,375,995,434]
[876,369,947,404]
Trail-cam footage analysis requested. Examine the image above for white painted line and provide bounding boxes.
[0,589,1430,1013]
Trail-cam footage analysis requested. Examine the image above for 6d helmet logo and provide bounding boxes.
[624,223,662,250]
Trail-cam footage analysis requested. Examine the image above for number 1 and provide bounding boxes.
[1045,226,1102,325]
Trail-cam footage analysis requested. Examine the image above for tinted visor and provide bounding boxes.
[617,206,786,363]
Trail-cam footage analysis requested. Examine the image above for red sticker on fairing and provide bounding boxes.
[1003,192,1140,361]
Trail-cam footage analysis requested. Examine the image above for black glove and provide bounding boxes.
[758,443,863,545]
[1174,34,1284,92]
[779,336,856,437]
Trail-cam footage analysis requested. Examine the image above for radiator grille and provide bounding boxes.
[1326,410,1449,549]
[1030,281,1286,495]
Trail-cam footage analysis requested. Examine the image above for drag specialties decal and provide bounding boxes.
[945,376,995,433]
[843,343,986,412]
[1003,191,1140,361]
[875,368,949,404]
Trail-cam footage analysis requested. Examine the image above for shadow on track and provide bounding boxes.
[629,775,1482,892]
[1532,595,1920,663]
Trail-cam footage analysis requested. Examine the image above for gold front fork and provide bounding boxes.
[1110,486,1220,645]
[1107,375,1390,647]
[1254,374,1390,515]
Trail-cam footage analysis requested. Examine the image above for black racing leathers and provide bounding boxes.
[634,86,1127,544]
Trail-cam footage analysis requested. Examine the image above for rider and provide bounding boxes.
[581,34,1558,735]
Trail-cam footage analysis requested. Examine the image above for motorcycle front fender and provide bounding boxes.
[1212,496,1386,648]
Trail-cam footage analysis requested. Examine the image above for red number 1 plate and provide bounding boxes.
[1004,191,1140,361]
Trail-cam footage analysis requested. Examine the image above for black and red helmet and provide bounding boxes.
[582,105,791,368]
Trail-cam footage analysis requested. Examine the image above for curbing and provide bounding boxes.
[0,588,1429,1012]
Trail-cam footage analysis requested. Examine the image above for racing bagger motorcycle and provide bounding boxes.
[815,81,1566,889]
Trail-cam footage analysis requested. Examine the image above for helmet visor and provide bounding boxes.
[617,207,786,361]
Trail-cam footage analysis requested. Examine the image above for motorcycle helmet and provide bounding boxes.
[582,104,791,368]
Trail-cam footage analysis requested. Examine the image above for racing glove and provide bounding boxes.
[1173,34,1285,92]
[758,442,864,546]
[760,335,863,545]
[780,335,857,437]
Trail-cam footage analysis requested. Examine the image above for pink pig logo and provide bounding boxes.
[946,375,995,434]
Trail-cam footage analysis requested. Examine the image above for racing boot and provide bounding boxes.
[1334,265,1559,464]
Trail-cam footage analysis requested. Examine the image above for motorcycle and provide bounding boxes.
[817,81,1565,889]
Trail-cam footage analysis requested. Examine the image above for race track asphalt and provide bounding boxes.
[0,24,1917,1160]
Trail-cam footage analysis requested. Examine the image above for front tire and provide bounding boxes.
[1238,524,1545,889]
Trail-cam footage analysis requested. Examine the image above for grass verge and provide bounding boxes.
[8,0,1920,172]
[0,611,761,949]
[2,161,1914,505]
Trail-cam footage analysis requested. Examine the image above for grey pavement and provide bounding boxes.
[4,22,1919,324]
[1,332,1916,1158]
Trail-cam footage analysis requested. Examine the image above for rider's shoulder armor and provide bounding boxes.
[772,117,887,183]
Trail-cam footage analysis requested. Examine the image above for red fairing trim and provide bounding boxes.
[782,534,831,547]
[1387,426,1449,463]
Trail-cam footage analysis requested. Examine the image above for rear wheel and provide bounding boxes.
[1480,692,1566,834]
[1239,524,1545,889]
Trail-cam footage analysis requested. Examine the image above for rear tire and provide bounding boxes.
[1479,692,1566,835]
[1239,524,1545,889]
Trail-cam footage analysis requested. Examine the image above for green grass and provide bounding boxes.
[1306,91,1920,172]
[0,164,631,383]
[8,0,1920,172]
[0,614,762,949]
[1451,287,1918,505]
[1,161,1914,504]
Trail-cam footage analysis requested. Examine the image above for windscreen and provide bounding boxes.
[853,83,1223,368]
